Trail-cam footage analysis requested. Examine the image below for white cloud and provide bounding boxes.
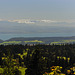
[1,18,75,24]
[40,20,58,23]
[8,19,35,24]
[0,19,61,24]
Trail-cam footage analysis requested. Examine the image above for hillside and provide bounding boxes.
[0,36,75,45]
[0,39,3,43]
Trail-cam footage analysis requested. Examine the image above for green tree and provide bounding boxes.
[3,50,21,75]
[25,46,47,75]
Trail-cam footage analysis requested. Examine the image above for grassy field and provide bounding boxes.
[0,40,75,45]
[24,40,44,43]
[0,40,44,45]
[51,40,75,45]
[0,41,22,45]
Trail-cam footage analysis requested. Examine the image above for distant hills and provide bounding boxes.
[0,36,75,45]
[0,39,3,43]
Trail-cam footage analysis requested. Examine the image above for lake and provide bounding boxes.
[0,33,75,40]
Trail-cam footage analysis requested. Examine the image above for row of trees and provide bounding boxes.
[0,44,75,75]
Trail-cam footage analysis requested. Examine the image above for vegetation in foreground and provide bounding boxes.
[0,44,75,75]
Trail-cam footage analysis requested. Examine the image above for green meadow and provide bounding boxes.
[0,40,75,45]
[0,41,22,45]
[0,40,44,45]
[51,40,75,45]
[24,40,44,43]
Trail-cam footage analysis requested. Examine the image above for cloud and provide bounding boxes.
[0,18,75,25]
[0,19,4,21]
[7,19,72,24]
[8,19,35,24]
[40,20,58,23]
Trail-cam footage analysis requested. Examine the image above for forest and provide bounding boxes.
[0,44,75,75]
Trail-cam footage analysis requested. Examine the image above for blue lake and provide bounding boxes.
[0,33,75,40]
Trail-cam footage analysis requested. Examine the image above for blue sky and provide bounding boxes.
[0,0,75,20]
[0,0,75,36]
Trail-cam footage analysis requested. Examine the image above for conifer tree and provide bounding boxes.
[3,50,21,75]
[25,46,47,75]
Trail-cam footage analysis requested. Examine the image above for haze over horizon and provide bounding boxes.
[0,0,75,37]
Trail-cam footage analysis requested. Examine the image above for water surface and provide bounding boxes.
[0,33,75,40]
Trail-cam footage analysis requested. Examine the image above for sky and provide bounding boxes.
[0,0,75,36]
[0,0,75,20]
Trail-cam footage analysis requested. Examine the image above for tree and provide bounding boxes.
[3,50,21,75]
[25,46,47,75]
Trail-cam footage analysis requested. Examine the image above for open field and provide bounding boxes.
[51,40,75,45]
[0,41,22,45]
[24,40,44,43]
